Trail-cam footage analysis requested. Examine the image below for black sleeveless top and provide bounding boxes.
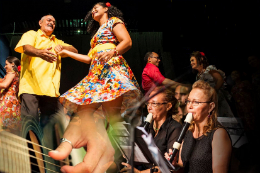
[181,129,219,173]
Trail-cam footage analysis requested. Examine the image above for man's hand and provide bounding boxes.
[54,45,64,54]
[23,45,56,63]
[38,47,57,63]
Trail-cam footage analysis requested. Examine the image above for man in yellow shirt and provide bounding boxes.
[15,15,78,126]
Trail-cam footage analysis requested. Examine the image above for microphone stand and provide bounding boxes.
[129,107,140,173]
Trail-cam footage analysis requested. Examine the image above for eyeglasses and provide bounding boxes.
[175,92,188,96]
[185,100,211,106]
[145,102,167,107]
[151,56,160,60]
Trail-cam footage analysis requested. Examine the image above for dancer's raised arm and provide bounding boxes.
[58,49,92,64]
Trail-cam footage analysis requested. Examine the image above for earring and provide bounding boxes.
[11,66,15,72]
[208,113,211,118]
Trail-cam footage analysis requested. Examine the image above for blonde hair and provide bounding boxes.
[188,80,221,135]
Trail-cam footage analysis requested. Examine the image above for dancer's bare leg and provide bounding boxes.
[49,103,115,173]
[92,96,123,173]
[102,96,123,125]
[0,117,3,132]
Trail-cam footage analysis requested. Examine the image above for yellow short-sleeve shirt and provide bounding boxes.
[15,29,71,97]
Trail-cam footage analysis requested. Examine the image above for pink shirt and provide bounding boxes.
[142,63,165,93]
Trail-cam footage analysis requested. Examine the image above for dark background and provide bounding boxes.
[1,0,260,93]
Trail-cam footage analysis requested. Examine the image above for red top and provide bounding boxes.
[142,63,165,94]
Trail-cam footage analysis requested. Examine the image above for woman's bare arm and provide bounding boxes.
[0,73,16,89]
[209,70,224,91]
[212,128,232,173]
[58,49,92,64]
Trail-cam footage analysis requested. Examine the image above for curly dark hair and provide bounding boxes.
[84,2,124,37]
[190,51,209,69]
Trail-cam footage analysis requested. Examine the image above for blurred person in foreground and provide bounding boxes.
[173,84,191,124]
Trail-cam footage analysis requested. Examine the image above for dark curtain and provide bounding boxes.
[0,35,10,78]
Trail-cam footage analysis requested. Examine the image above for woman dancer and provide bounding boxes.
[190,51,234,117]
[49,2,141,173]
[0,56,21,135]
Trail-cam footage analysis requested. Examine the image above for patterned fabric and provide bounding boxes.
[60,17,141,115]
[0,72,21,131]
[196,65,227,90]
[196,65,234,117]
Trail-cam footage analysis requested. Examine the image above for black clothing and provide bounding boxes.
[146,116,182,155]
[20,93,64,127]
[139,116,182,170]
[181,128,230,173]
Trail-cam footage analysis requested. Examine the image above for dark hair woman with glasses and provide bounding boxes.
[165,80,232,173]
[121,86,182,173]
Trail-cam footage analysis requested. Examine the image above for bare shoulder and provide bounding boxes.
[213,128,231,143]
[209,69,220,75]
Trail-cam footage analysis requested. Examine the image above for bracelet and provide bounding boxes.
[114,49,119,56]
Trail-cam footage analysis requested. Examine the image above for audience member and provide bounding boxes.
[175,84,190,106]
[172,106,184,125]
[173,84,191,124]
[231,70,256,132]
[230,69,260,172]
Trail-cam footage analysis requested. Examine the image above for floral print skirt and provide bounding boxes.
[0,94,21,131]
[60,55,141,117]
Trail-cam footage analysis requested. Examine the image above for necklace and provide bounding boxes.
[197,69,205,79]
[153,124,159,131]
